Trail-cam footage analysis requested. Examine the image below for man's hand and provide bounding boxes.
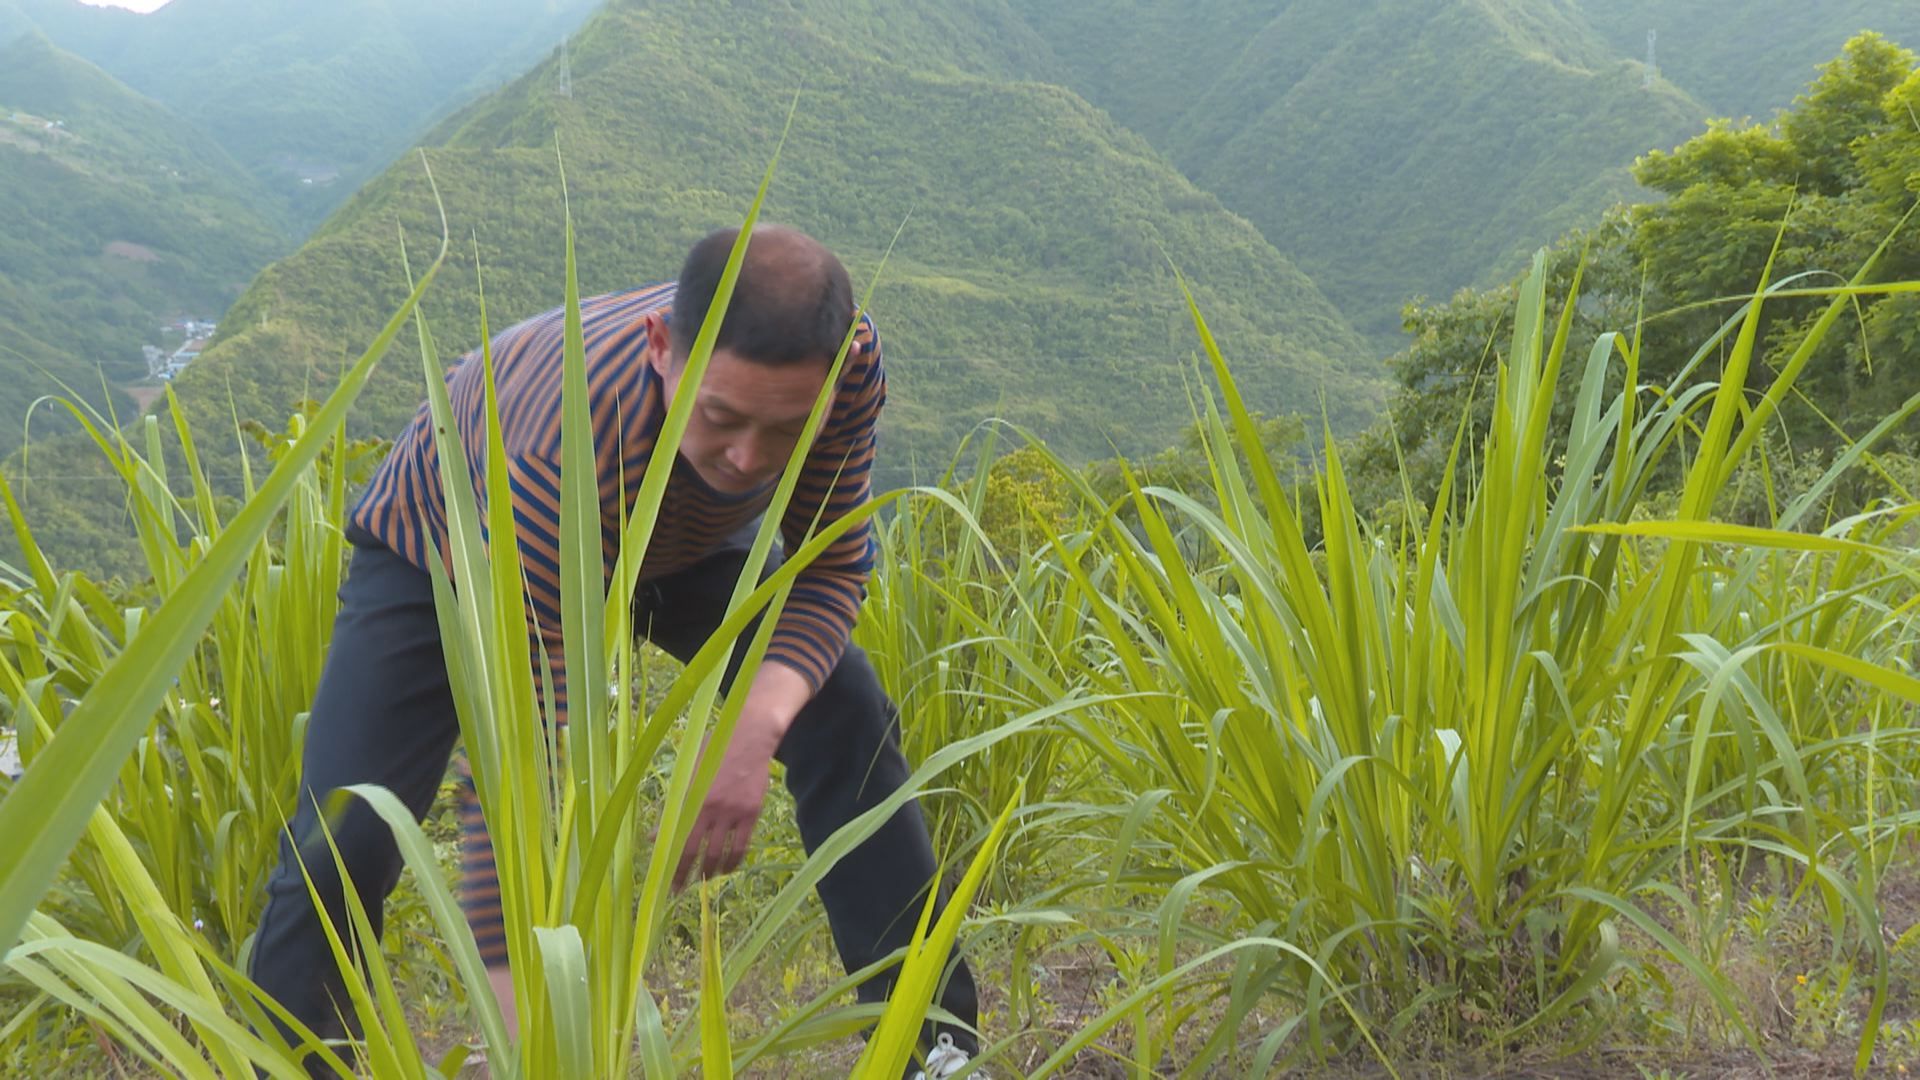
[672,663,812,892]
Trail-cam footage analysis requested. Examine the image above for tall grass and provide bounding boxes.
[852,248,1920,1071]
[0,201,449,1076]
[382,138,1000,1078]
[2,185,1918,1078]
[0,147,1023,1076]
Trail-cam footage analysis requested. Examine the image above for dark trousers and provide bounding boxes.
[248,529,979,1066]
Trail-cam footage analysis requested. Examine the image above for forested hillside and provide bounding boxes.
[0,33,287,450]
[4,0,599,224]
[21,0,1920,579]
[1346,32,1920,523]
[171,0,1380,477]
[1573,0,1920,121]
[1005,0,1711,342]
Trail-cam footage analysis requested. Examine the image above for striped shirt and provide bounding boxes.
[349,283,884,710]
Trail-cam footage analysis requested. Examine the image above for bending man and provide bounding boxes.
[248,225,982,1079]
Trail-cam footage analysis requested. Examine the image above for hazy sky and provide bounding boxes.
[79,0,170,11]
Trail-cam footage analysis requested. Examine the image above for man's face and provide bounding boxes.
[643,315,833,495]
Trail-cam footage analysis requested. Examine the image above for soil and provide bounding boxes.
[1274,1046,1871,1078]
[103,241,161,263]
[123,384,166,413]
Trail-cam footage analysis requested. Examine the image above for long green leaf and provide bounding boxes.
[0,178,449,954]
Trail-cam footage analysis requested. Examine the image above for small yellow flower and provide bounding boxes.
[1796,974,1808,986]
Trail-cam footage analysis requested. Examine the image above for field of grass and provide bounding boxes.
[1,174,1919,1078]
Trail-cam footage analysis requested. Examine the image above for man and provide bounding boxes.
[248,225,982,1079]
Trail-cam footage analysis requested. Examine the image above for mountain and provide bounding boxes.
[1572,1,1920,122]
[0,32,289,451]
[166,0,1382,486]
[6,0,601,225]
[1000,0,1713,342]
[0,0,30,40]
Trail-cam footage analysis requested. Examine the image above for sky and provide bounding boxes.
[78,0,171,10]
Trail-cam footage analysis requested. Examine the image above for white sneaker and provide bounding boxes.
[911,1032,985,1080]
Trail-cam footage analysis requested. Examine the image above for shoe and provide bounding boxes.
[910,1032,985,1080]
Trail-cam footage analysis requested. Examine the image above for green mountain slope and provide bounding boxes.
[1005,0,1711,341]
[1572,1,1920,121]
[9,0,601,225]
[172,0,1381,483]
[0,33,288,451]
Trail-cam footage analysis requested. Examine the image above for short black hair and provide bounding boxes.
[669,225,855,367]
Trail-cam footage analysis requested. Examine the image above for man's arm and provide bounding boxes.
[764,317,885,688]
[670,661,810,891]
[674,319,886,889]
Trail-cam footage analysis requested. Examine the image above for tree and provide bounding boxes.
[1343,32,1920,527]
[1779,32,1918,196]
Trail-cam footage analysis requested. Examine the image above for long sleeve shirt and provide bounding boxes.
[347,282,884,723]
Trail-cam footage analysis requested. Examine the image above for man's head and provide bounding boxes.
[641,225,855,494]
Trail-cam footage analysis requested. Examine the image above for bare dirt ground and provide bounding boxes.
[103,241,161,263]
[1268,1047,1873,1079]
[122,383,166,413]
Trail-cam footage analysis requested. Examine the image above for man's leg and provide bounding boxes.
[634,536,981,1053]
[776,643,983,1048]
[249,538,463,1063]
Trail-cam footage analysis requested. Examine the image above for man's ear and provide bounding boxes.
[640,311,675,379]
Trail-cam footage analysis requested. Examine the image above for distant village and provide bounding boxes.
[143,318,217,381]
[10,102,227,387]
[7,111,66,132]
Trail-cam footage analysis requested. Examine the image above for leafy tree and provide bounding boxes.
[967,444,1077,556]
[1345,32,1920,526]
[1629,32,1920,426]
[1778,32,1918,194]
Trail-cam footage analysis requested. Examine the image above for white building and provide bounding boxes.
[159,336,211,380]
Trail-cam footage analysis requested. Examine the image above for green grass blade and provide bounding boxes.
[534,925,593,1080]
[855,789,1020,1078]
[0,210,449,954]
[345,784,514,1073]
[699,883,733,1080]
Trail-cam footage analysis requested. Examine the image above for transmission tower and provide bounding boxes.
[558,37,574,100]
[1644,29,1657,88]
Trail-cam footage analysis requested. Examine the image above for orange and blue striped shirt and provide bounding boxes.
[348,282,884,709]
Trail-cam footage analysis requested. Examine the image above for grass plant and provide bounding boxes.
[1,174,1918,1077]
